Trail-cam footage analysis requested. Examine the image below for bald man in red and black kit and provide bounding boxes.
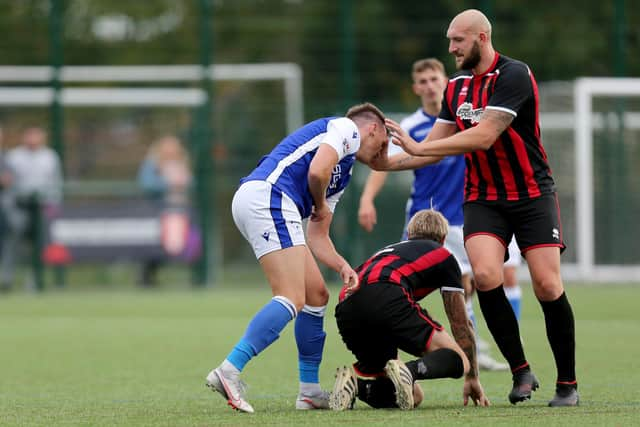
[384,9,578,407]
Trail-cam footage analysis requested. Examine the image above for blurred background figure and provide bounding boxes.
[137,135,193,286]
[0,127,63,292]
[0,128,13,292]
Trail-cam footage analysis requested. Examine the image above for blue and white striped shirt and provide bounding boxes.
[241,117,361,219]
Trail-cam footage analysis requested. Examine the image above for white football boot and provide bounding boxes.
[206,367,254,413]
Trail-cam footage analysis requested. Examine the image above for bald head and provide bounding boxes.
[446,9,495,72]
[449,9,492,38]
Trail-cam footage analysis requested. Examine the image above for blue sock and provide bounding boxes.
[508,297,521,321]
[504,285,522,322]
[226,296,296,372]
[294,305,326,384]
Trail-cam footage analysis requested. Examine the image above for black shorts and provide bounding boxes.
[334,282,442,374]
[463,192,566,258]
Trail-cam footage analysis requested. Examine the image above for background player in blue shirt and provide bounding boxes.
[206,103,390,413]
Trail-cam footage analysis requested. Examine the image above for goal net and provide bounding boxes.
[539,78,640,281]
[0,64,303,282]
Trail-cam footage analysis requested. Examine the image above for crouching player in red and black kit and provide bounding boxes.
[329,209,490,410]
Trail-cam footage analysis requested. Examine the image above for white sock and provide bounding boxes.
[299,381,321,396]
[504,284,522,299]
[221,359,240,375]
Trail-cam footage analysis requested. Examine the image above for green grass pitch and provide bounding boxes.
[1,281,638,426]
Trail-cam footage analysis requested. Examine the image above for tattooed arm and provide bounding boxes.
[443,290,490,406]
[378,119,456,171]
[442,290,478,379]
[385,109,514,157]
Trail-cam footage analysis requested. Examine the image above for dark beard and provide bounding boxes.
[460,41,481,70]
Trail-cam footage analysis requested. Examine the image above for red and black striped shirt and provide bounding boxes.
[346,239,463,302]
[439,53,555,202]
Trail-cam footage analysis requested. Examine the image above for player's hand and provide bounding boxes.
[463,377,490,407]
[358,199,377,232]
[310,203,331,222]
[385,118,421,155]
[339,264,359,291]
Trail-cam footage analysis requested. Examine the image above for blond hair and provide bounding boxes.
[406,209,449,242]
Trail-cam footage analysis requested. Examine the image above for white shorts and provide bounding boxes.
[444,225,472,275]
[231,181,305,259]
[504,236,522,267]
[447,226,520,273]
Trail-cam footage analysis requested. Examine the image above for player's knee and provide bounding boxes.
[303,287,329,308]
[293,300,305,313]
[533,276,563,301]
[470,266,503,291]
[316,286,330,305]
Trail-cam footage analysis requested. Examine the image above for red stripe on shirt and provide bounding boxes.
[356,257,376,285]
[367,255,399,283]
[475,150,498,200]
[493,137,519,200]
[465,153,480,201]
[507,127,541,198]
[388,247,450,284]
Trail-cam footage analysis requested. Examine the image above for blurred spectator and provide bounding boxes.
[0,127,63,291]
[137,135,193,286]
[0,129,12,292]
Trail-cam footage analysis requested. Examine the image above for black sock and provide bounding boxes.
[356,377,397,408]
[477,285,528,372]
[540,292,577,387]
[405,348,464,380]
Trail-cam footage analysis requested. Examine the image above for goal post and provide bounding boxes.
[0,63,304,286]
[573,77,640,282]
[0,63,304,133]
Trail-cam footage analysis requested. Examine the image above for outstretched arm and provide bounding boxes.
[381,119,457,170]
[386,109,514,157]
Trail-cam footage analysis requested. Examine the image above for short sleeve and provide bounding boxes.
[437,254,464,294]
[486,63,532,117]
[438,85,456,124]
[321,117,361,160]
